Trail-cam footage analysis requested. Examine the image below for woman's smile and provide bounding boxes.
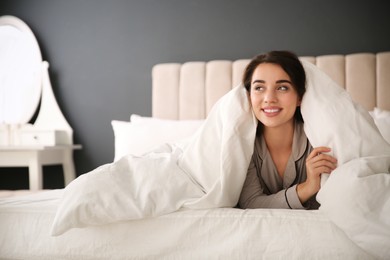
[262,106,283,117]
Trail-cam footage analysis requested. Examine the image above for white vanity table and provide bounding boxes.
[0,145,80,190]
[0,15,81,190]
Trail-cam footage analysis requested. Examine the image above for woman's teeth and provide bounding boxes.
[263,108,280,113]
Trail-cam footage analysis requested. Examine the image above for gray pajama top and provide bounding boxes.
[238,122,319,210]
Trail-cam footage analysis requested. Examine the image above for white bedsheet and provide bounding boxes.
[0,190,372,260]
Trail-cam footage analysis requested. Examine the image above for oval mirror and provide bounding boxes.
[0,15,42,124]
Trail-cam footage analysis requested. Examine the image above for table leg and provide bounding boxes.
[29,157,43,190]
[63,149,76,186]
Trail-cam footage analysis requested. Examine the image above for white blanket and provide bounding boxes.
[52,62,390,259]
[301,61,390,259]
[51,85,257,235]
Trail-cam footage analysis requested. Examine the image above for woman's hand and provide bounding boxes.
[297,147,338,204]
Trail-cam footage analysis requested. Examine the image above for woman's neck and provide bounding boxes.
[263,121,295,151]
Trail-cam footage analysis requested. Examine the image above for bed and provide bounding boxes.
[1,52,390,260]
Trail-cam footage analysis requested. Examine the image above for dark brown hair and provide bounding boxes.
[242,50,306,123]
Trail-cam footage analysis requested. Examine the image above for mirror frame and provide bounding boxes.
[0,15,43,124]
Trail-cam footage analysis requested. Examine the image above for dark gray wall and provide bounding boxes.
[1,0,389,189]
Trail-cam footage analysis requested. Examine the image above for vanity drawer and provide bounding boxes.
[18,131,60,146]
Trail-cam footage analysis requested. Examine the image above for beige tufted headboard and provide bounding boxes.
[152,52,390,120]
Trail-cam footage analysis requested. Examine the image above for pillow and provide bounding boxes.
[111,116,204,161]
[369,107,390,144]
[370,107,390,118]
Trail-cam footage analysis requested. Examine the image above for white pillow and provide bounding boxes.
[370,107,390,118]
[369,107,390,144]
[111,116,204,161]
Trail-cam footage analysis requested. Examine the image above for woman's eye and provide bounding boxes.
[253,85,265,91]
[278,85,289,91]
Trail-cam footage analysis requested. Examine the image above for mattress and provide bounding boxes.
[0,190,372,260]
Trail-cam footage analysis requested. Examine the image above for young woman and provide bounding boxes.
[238,51,338,209]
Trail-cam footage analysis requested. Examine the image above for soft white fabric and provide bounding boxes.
[51,85,257,236]
[374,117,390,144]
[370,107,390,118]
[111,117,203,161]
[0,190,371,259]
[301,61,390,260]
[369,107,390,144]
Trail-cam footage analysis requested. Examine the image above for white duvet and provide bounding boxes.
[302,62,390,259]
[52,62,390,259]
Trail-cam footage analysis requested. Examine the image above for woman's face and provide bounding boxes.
[250,63,301,129]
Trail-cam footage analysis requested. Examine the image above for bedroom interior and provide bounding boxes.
[0,0,389,190]
[1,43,389,260]
[1,46,389,258]
[0,1,389,259]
